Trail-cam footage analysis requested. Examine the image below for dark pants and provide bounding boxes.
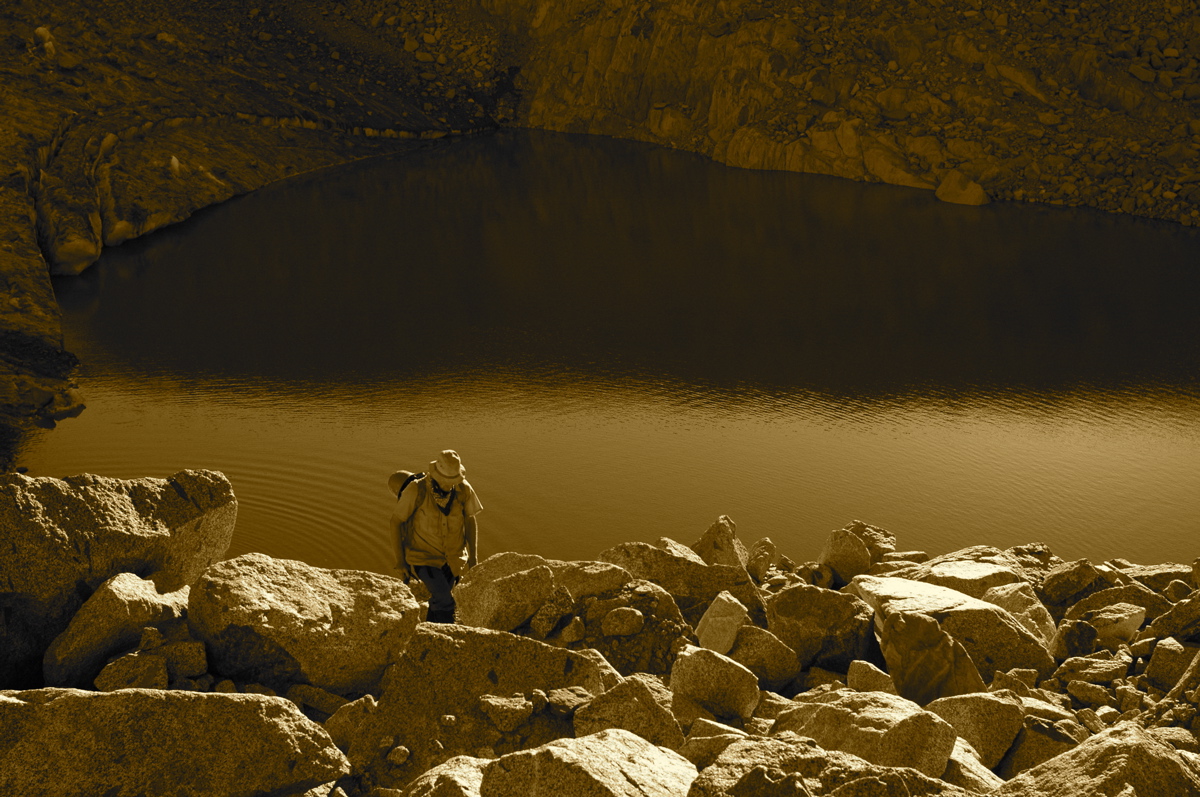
[415,564,459,623]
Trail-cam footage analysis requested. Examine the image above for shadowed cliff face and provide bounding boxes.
[2,0,1200,456]
[481,0,1200,223]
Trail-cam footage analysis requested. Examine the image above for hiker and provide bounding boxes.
[388,449,482,623]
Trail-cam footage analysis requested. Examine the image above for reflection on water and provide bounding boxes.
[25,130,1200,571]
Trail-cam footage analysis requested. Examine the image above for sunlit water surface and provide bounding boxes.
[21,130,1200,574]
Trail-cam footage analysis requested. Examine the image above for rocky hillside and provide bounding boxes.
[2,0,1199,452]
[4,471,1200,796]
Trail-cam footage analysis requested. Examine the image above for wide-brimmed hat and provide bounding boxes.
[429,449,466,488]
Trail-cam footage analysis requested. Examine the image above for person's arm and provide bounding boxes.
[391,511,412,581]
[465,515,479,569]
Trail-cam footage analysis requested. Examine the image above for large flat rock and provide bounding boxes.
[0,688,348,797]
[187,552,421,695]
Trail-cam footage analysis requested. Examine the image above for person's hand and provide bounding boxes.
[397,563,414,584]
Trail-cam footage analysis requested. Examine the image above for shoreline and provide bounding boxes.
[3,472,1200,795]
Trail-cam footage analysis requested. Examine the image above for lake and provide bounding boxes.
[19,129,1200,575]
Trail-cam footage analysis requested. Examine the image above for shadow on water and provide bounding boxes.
[53,129,1200,397]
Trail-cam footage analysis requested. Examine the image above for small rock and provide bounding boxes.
[846,659,899,695]
[600,606,645,637]
[479,694,534,732]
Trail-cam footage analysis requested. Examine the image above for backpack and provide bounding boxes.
[394,472,426,574]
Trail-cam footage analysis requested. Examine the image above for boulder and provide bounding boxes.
[982,582,1057,646]
[403,755,488,797]
[42,572,189,687]
[694,591,749,655]
[565,580,692,677]
[1038,560,1106,614]
[770,689,958,777]
[1052,651,1131,685]
[886,546,1031,599]
[478,728,697,797]
[941,737,1005,794]
[1079,602,1144,650]
[545,560,632,601]
[839,520,897,564]
[766,583,879,672]
[817,528,872,587]
[573,674,685,750]
[936,169,989,205]
[846,659,898,695]
[925,689,1024,769]
[1137,592,1200,643]
[1050,619,1098,660]
[1066,679,1113,709]
[342,624,610,790]
[0,469,236,687]
[529,584,576,640]
[324,694,378,752]
[879,611,986,706]
[1145,637,1200,692]
[669,645,760,723]
[727,625,802,692]
[459,564,556,632]
[598,541,765,627]
[690,515,749,569]
[1148,726,1200,755]
[1002,543,1064,580]
[1166,579,1194,602]
[0,688,348,796]
[187,552,422,695]
[688,734,974,797]
[745,537,780,583]
[1063,582,1173,625]
[996,716,1084,780]
[847,575,1055,682]
[1122,562,1195,594]
[93,651,169,691]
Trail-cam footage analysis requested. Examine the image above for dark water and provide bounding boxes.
[21,129,1200,573]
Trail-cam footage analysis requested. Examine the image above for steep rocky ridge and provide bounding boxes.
[3,0,1200,455]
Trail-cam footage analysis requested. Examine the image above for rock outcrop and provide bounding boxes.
[0,688,349,797]
[0,469,235,687]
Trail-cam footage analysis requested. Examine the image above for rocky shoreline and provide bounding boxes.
[3,469,1200,795]
[3,0,1200,453]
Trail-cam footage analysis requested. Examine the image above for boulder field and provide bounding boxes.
[4,473,1200,796]
[3,0,1200,449]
